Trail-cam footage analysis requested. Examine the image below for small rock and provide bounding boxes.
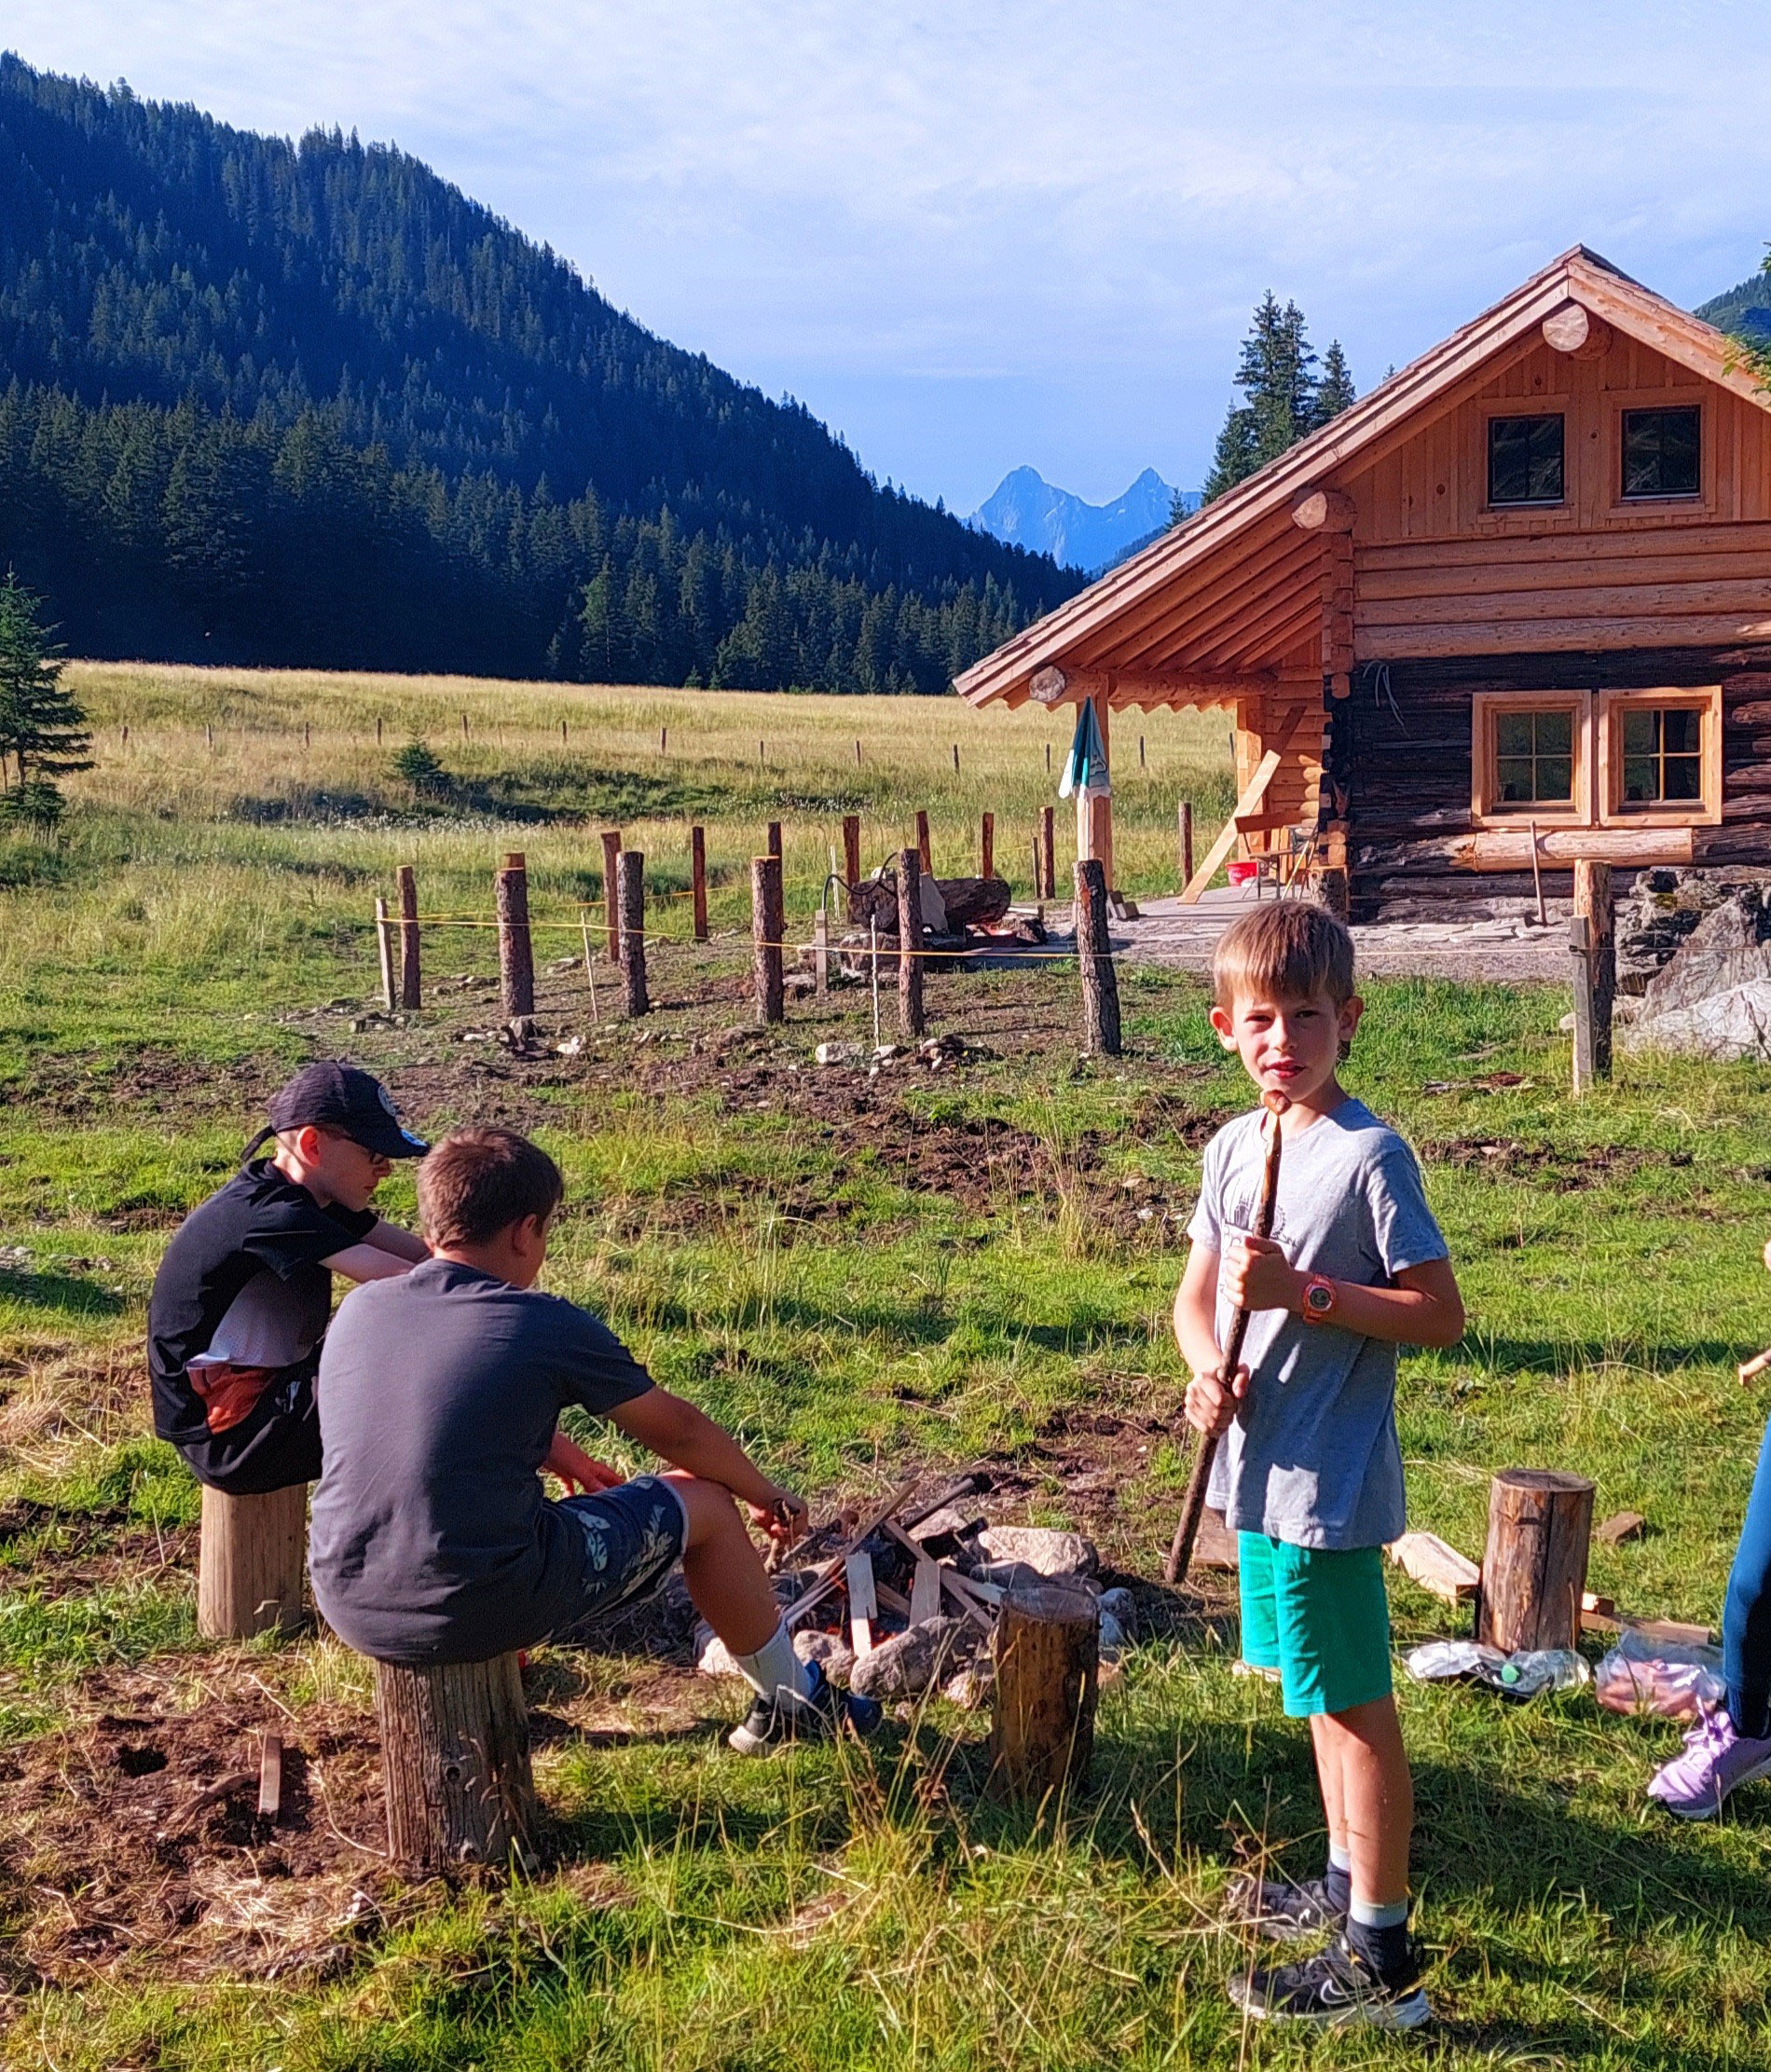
[795,1629,856,1686]
[941,1664,993,1709]
[556,1036,584,1056]
[848,1617,968,1699]
[973,1525,1098,1578]
[815,1040,864,1066]
[910,1505,985,1544]
[548,955,580,973]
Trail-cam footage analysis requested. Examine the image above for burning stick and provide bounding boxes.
[1163,1091,1287,1587]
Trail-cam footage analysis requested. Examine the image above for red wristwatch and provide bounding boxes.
[1300,1276,1338,1324]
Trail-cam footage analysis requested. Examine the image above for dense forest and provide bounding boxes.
[0,57,1078,689]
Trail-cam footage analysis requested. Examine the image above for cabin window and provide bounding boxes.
[1470,692,1591,825]
[1621,406,1701,500]
[1488,414,1564,506]
[1597,686,1722,827]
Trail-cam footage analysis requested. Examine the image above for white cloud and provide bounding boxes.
[6,0,1770,508]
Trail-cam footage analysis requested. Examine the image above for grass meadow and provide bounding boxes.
[1,666,1770,2067]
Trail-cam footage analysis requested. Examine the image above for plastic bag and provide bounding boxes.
[1594,1625,1725,1721]
[1404,1640,1590,1698]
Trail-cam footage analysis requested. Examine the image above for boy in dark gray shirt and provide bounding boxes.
[310,1127,879,1754]
[1175,904,1464,2030]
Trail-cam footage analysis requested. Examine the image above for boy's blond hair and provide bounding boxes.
[1211,900,1355,1009]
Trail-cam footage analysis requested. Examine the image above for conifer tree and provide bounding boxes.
[1201,295,1354,503]
[1311,340,1357,427]
[0,569,90,825]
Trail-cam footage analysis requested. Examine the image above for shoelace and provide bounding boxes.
[1684,1703,1735,1761]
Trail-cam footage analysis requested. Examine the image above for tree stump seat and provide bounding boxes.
[373,1653,539,1874]
[197,1482,309,1640]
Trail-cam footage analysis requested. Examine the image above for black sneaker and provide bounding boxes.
[727,1661,884,1755]
[1224,1871,1347,1942]
[1229,1933,1430,2030]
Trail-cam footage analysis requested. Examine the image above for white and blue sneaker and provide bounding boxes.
[727,1660,883,1755]
[1229,1933,1431,2030]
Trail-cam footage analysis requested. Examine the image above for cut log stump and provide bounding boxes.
[987,1583,1099,1806]
[1476,1468,1596,1653]
[197,1482,309,1640]
[374,1654,538,1875]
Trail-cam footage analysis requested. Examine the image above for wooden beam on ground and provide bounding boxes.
[1386,1530,1479,1606]
[1180,749,1282,903]
[257,1730,283,1822]
[845,1551,878,1658]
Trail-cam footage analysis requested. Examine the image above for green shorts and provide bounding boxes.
[1238,1534,1393,1718]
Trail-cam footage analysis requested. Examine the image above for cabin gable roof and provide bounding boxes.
[954,248,1771,709]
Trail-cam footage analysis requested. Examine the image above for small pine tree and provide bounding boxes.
[391,737,446,797]
[1201,295,1354,501]
[1311,340,1356,426]
[0,570,91,825]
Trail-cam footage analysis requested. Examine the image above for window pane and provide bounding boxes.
[1495,759,1535,802]
[1533,709,1572,755]
[1621,708,1657,755]
[1535,757,1572,801]
[1662,707,1702,754]
[1622,757,1657,802]
[1623,407,1701,498]
[1664,756,1703,801]
[1494,713,1534,757]
[1490,415,1563,504]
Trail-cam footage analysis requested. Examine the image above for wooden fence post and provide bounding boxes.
[988,1584,1099,1805]
[397,864,421,1009]
[767,820,783,860]
[1178,800,1193,886]
[617,849,648,1017]
[1570,914,1596,1097]
[981,811,995,880]
[1476,1470,1595,1653]
[752,854,785,1024]
[1040,805,1056,899]
[375,897,396,1013]
[1074,858,1122,1057]
[599,830,621,962]
[691,825,709,942]
[915,810,932,875]
[198,1484,308,1640]
[375,1654,537,1875]
[496,853,534,1020]
[813,907,830,997]
[842,813,861,896]
[897,847,926,1037]
[1574,858,1613,1078]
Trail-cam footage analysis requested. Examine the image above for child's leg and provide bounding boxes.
[1723,1411,1771,1737]
[1311,1695,1413,1907]
[662,1471,785,1656]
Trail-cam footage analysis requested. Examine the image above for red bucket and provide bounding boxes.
[1226,860,1259,886]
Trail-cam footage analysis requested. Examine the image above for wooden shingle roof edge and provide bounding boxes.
[953,246,1771,709]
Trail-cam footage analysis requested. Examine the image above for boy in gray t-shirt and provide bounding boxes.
[1174,903,1464,2031]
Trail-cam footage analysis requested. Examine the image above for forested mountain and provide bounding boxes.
[0,56,1078,688]
[1697,268,1771,343]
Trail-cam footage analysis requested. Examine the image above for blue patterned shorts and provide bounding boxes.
[556,1475,689,1625]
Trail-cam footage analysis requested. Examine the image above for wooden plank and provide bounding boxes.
[1596,1510,1646,1545]
[1362,826,1696,871]
[1359,614,1771,662]
[783,1474,925,1628]
[1180,749,1282,903]
[845,1551,878,1658]
[1358,548,1771,603]
[910,1557,942,1626]
[257,1730,283,1822]
[1386,1530,1480,1605]
[1362,579,1771,631]
[1087,529,1319,672]
[1358,518,1771,571]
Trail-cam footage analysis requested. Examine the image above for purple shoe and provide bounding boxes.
[1647,1703,1771,1819]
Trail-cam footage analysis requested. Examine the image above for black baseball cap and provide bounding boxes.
[245,1063,430,1162]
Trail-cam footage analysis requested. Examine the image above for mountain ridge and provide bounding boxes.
[969,464,1190,574]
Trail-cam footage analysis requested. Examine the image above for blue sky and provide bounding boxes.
[8,2,1771,514]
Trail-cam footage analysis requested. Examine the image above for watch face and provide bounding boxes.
[1305,1282,1333,1315]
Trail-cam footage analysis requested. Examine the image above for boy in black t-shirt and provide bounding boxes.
[147,1063,432,1495]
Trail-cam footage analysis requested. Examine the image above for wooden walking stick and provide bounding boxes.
[1163,1090,1287,1587]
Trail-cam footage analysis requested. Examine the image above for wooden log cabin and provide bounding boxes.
[953,249,1771,918]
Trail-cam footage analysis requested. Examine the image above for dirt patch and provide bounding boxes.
[0,1500,198,1601]
[16,1048,281,1127]
[1418,1138,1672,1189]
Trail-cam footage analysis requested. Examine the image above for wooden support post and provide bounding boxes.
[617,849,648,1017]
[842,814,862,896]
[1178,800,1193,886]
[987,1584,1099,1805]
[1317,864,1350,924]
[1075,859,1122,1057]
[1574,858,1613,1079]
[599,830,622,961]
[897,847,926,1037]
[752,854,785,1024]
[1081,693,1114,894]
[1476,1469,1596,1653]
[915,810,932,875]
[376,717,383,745]
[1570,915,1596,1096]
[397,864,421,1009]
[374,1654,537,1875]
[375,897,396,1013]
[952,742,960,775]
[981,811,995,881]
[1528,817,1546,927]
[198,1483,308,1640]
[767,820,782,860]
[813,907,830,996]
[1040,804,1055,899]
[690,825,709,942]
[495,852,534,1021]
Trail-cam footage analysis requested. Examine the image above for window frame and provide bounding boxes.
[1596,685,1723,828]
[1470,691,1592,828]
[1608,389,1712,515]
[1619,404,1704,503]
[1484,410,1568,511]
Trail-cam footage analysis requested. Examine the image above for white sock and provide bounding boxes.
[1328,1843,1352,1873]
[734,1622,815,1707]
